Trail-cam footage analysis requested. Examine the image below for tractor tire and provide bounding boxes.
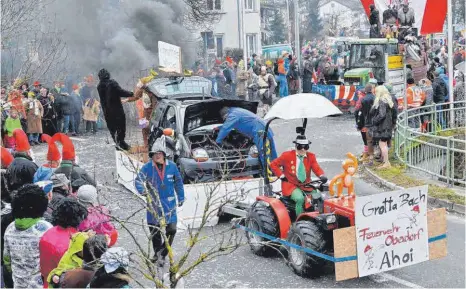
[246,203,279,257]
[286,220,327,278]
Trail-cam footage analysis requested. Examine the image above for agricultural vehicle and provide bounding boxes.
[244,94,356,277]
[312,37,427,111]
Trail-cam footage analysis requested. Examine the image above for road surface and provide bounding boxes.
[32,114,465,288]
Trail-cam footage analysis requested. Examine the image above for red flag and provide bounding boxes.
[360,0,375,18]
[420,0,447,35]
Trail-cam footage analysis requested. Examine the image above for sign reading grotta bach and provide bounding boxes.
[355,186,429,277]
[158,41,181,74]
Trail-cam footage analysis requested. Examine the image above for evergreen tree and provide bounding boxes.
[270,9,287,44]
[303,0,323,40]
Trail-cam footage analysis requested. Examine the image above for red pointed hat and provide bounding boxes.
[13,129,30,152]
[41,134,61,161]
[364,245,372,253]
[1,147,14,168]
[52,133,75,160]
[412,205,420,213]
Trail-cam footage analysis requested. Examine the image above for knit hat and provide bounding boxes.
[52,133,75,160]
[13,129,30,152]
[51,173,70,188]
[72,84,80,91]
[41,134,61,162]
[1,147,14,168]
[100,247,129,274]
[35,180,53,194]
[33,81,41,86]
[77,185,98,207]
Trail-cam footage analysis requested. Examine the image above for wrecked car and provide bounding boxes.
[146,76,261,183]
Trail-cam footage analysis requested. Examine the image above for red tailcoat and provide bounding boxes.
[270,150,324,197]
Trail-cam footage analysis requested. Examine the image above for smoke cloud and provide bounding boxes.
[45,0,196,86]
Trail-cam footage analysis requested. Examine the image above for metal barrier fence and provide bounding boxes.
[394,101,466,186]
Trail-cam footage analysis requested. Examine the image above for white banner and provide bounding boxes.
[355,185,429,277]
[158,41,181,74]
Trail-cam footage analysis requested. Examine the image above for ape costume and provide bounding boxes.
[97,69,133,150]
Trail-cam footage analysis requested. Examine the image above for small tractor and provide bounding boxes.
[244,93,357,277]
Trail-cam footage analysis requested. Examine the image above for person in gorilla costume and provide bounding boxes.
[97,69,133,150]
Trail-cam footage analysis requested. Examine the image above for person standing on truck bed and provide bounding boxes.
[134,142,184,267]
[216,106,278,176]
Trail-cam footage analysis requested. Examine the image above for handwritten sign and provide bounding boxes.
[355,186,429,277]
[158,41,181,74]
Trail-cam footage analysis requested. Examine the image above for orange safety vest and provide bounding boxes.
[399,85,425,109]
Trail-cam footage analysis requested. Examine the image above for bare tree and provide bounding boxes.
[1,0,68,85]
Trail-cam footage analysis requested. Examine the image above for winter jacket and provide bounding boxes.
[369,101,394,140]
[47,232,90,285]
[57,95,72,116]
[361,93,376,128]
[54,160,96,188]
[26,99,44,133]
[43,192,66,224]
[236,70,249,96]
[70,92,83,115]
[440,74,450,101]
[83,99,101,122]
[80,85,92,103]
[135,160,185,225]
[6,153,38,192]
[432,77,448,103]
[78,205,116,236]
[39,226,78,286]
[4,219,53,288]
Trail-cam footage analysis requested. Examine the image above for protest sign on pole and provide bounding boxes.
[355,185,429,277]
[158,41,181,74]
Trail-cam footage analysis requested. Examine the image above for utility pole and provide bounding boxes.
[294,0,302,92]
[286,0,291,43]
[237,0,242,48]
[240,0,248,70]
[447,0,454,125]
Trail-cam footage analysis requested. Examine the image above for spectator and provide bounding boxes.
[288,55,300,95]
[6,129,38,191]
[277,51,289,97]
[25,91,44,145]
[354,87,368,161]
[83,95,101,135]
[235,60,249,100]
[369,86,395,169]
[56,92,72,133]
[39,198,88,286]
[60,235,108,288]
[38,88,59,136]
[47,232,92,287]
[77,185,118,246]
[1,199,14,288]
[419,78,434,132]
[3,108,22,148]
[88,247,131,288]
[454,73,465,126]
[70,84,83,136]
[432,70,448,128]
[40,174,72,223]
[361,83,376,165]
[3,184,52,288]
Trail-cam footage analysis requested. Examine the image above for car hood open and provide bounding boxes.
[183,99,258,133]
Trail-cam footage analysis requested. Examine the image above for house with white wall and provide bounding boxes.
[199,0,262,58]
[318,0,369,37]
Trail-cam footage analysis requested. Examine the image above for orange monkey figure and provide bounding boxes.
[329,152,358,197]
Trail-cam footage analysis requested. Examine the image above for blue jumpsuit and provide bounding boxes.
[215,107,278,173]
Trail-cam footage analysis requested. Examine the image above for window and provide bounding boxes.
[161,106,177,130]
[215,35,223,58]
[246,34,257,58]
[207,0,221,11]
[245,0,255,10]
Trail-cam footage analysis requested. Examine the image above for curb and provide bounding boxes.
[363,166,466,215]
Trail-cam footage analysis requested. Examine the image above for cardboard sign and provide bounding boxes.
[158,41,181,74]
[355,186,429,277]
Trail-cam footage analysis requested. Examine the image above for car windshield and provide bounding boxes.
[349,44,385,68]
[148,77,211,97]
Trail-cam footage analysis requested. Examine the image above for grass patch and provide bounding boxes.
[370,162,465,205]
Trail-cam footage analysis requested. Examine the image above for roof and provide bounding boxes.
[319,0,363,11]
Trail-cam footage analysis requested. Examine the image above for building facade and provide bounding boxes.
[318,0,369,37]
[200,0,262,58]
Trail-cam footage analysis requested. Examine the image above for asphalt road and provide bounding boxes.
[31,114,465,288]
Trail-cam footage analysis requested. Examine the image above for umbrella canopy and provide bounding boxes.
[264,93,342,120]
[455,61,464,73]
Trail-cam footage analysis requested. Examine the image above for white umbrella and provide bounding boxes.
[455,61,464,73]
[264,93,342,120]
